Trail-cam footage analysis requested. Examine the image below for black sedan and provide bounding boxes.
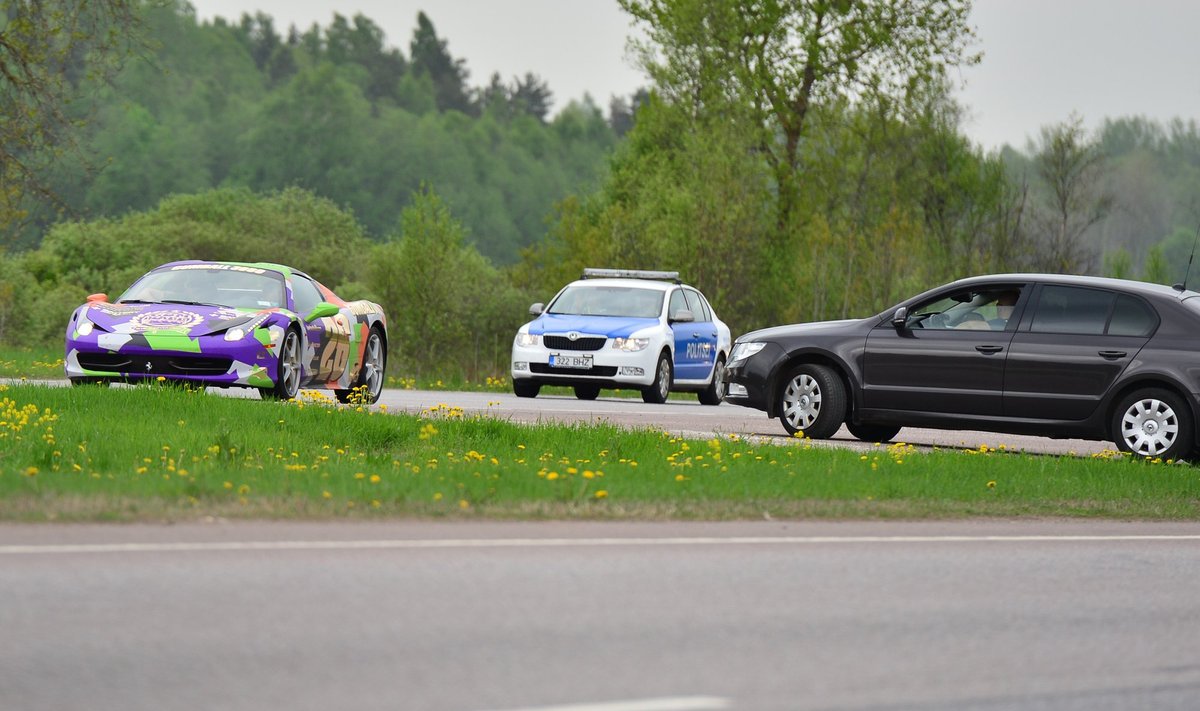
[724,274,1200,460]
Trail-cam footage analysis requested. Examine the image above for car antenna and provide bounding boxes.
[1173,220,1200,293]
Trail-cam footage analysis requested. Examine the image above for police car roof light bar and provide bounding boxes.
[581,268,681,282]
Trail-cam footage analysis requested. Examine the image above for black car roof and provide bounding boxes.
[942,273,1200,301]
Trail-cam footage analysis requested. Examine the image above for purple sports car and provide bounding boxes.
[64,260,388,403]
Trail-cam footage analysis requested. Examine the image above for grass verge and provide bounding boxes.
[1,383,1198,522]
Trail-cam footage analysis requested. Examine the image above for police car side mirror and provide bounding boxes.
[671,309,694,323]
[891,307,908,329]
[529,303,544,316]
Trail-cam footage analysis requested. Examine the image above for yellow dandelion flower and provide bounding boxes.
[547,471,560,481]
[223,481,233,489]
[459,499,470,510]
[433,492,443,501]
[238,484,250,495]
[23,466,38,477]
[322,491,333,499]
[369,474,381,484]
[594,490,608,499]
[987,480,997,489]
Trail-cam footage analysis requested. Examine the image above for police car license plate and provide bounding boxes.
[549,353,593,369]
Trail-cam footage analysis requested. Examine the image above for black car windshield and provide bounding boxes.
[547,285,664,318]
[119,266,286,310]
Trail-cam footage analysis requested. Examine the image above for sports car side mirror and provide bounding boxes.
[891,307,908,329]
[305,302,340,322]
[529,302,544,316]
[87,293,108,303]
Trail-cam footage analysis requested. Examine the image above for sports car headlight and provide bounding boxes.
[515,332,540,347]
[729,341,767,363]
[612,337,650,352]
[224,327,247,341]
[76,316,95,337]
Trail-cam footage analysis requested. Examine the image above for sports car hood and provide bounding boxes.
[529,313,660,339]
[80,301,277,337]
[739,318,867,342]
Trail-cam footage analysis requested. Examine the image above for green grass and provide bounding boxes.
[0,346,64,379]
[1,382,1198,522]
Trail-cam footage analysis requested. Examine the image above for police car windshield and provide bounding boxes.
[547,285,664,318]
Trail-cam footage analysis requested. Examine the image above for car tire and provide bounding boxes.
[642,352,672,404]
[777,363,846,439]
[262,328,301,401]
[573,385,601,400]
[698,356,726,406]
[335,327,386,405]
[846,422,901,444]
[1111,388,1195,461]
[513,379,540,398]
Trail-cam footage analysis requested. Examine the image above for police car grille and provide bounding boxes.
[543,336,607,351]
[530,364,618,377]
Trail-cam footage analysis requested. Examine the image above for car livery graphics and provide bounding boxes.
[64,260,388,402]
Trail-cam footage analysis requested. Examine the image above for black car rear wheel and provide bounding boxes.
[1111,388,1194,461]
[777,364,846,439]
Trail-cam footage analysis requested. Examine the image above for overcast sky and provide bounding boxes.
[189,0,1200,152]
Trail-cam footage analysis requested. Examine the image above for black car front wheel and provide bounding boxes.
[777,363,846,439]
[1111,388,1194,461]
[574,385,600,400]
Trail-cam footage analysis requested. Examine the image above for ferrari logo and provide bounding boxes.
[145,362,152,372]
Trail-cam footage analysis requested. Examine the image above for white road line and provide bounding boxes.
[1,534,1199,555]
[478,697,730,711]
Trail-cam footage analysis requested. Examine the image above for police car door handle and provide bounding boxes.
[692,332,701,338]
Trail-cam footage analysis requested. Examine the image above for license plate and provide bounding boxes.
[549,353,593,369]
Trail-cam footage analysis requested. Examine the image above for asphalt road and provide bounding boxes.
[376,388,1112,457]
[2,519,1199,711]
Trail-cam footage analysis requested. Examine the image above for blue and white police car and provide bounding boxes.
[511,269,732,403]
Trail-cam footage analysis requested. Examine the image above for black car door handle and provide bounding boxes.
[975,345,1004,354]
[1099,350,1127,360]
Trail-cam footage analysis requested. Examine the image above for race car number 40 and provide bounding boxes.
[549,353,593,369]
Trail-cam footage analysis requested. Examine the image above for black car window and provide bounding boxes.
[684,289,712,322]
[291,275,325,317]
[1030,286,1114,335]
[1107,295,1157,337]
[669,289,689,319]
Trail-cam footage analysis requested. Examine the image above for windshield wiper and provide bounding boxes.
[160,299,225,308]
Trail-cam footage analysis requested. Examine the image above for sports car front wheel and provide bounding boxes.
[262,329,301,401]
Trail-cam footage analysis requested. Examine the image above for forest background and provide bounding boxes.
[3,0,1200,380]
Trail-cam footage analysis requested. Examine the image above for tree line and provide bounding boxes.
[5,0,1200,379]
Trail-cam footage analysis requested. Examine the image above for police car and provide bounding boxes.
[511,268,732,403]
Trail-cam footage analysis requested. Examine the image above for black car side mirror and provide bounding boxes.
[891,307,908,329]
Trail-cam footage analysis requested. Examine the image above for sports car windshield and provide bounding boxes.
[548,285,664,318]
[119,266,287,310]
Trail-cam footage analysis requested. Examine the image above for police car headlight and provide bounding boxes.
[613,337,649,352]
[729,341,767,363]
[515,332,540,347]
